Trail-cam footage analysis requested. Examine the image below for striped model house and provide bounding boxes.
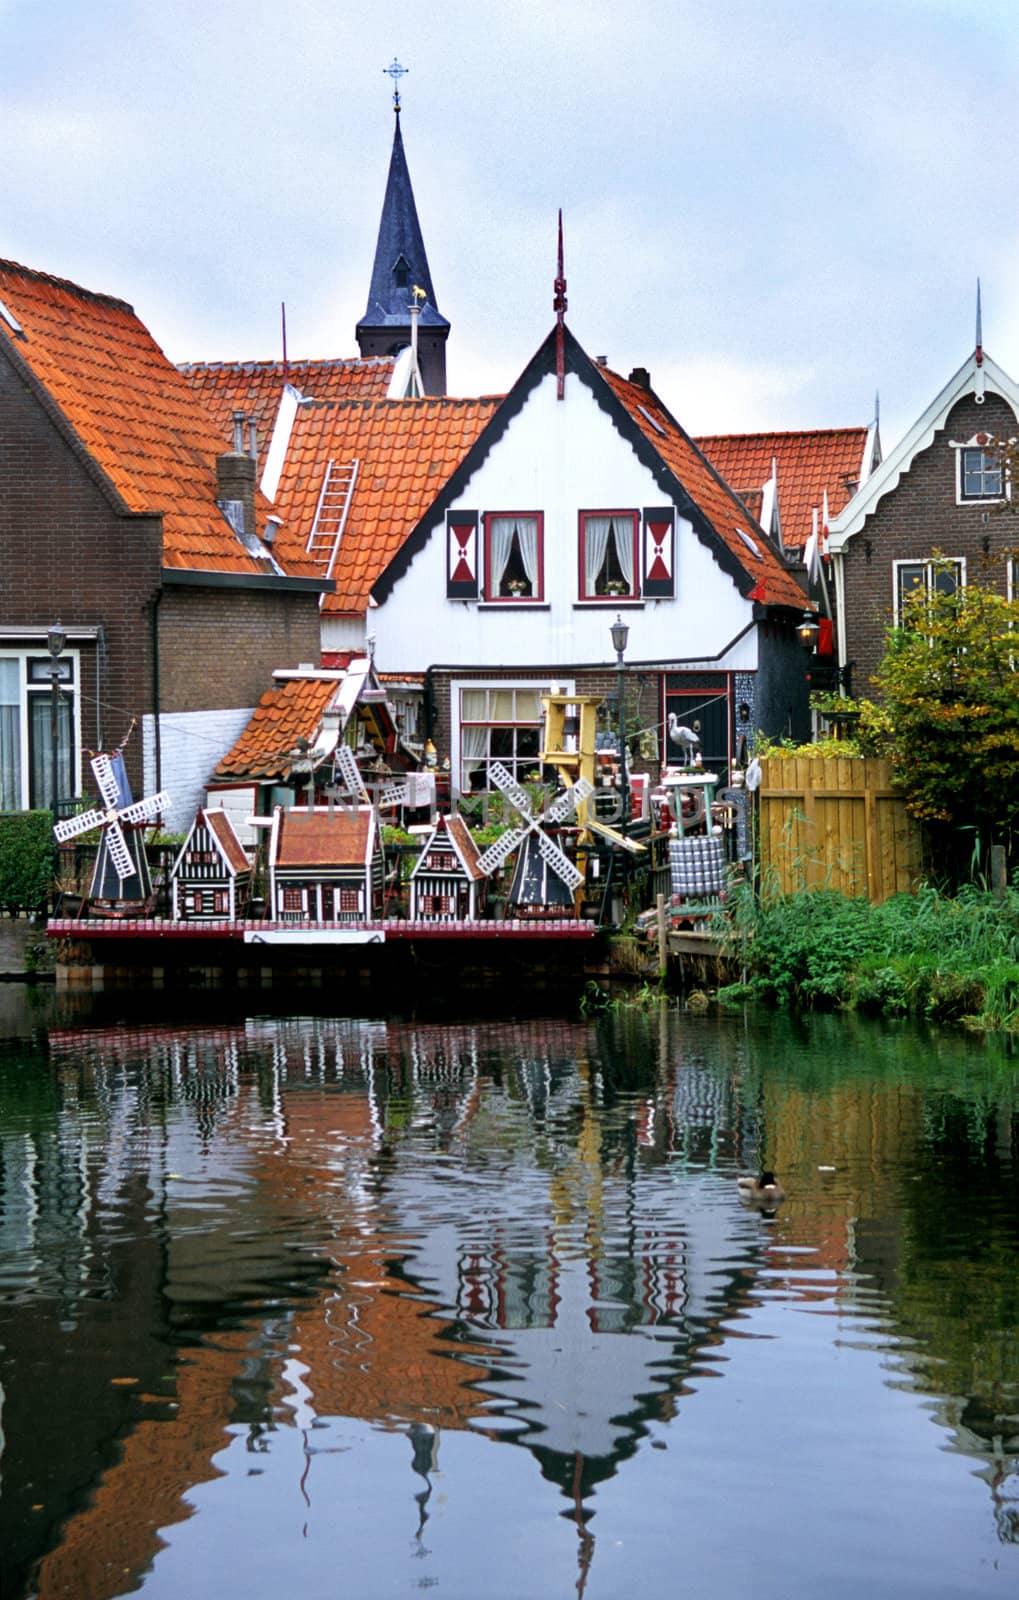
[408,813,487,922]
[170,808,252,920]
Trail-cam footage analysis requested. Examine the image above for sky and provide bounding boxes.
[4,0,1019,449]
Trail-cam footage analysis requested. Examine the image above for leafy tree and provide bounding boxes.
[872,565,1019,862]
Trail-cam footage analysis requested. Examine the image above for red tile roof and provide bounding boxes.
[212,676,340,782]
[601,368,809,610]
[0,259,277,576]
[178,357,396,453]
[695,428,869,551]
[271,397,500,614]
[275,807,373,868]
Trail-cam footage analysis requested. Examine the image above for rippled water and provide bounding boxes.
[1,996,1018,1598]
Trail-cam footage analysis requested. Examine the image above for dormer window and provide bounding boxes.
[392,254,411,289]
[579,511,638,600]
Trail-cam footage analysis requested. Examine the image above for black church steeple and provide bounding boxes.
[356,67,449,395]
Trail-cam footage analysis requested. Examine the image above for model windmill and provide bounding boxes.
[53,751,171,908]
[475,762,593,915]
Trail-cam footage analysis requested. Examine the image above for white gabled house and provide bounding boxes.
[368,324,812,797]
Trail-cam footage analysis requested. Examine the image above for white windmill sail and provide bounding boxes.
[474,763,591,902]
[52,751,169,899]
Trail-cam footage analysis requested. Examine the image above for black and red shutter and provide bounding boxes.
[643,507,675,598]
[447,511,479,599]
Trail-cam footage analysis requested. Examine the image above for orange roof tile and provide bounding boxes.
[601,367,809,611]
[275,807,373,868]
[696,428,870,551]
[212,676,339,782]
[178,356,396,452]
[271,396,500,614]
[0,259,278,576]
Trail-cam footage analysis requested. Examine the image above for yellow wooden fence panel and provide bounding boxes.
[757,756,922,903]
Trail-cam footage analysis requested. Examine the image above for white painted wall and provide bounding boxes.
[372,370,757,673]
[143,706,254,834]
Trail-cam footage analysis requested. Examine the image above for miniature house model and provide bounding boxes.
[408,813,487,921]
[170,808,252,920]
[268,805,384,922]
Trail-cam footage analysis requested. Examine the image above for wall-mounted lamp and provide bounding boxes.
[796,611,820,652]
[863,539,873,565]
[610,615,630,834]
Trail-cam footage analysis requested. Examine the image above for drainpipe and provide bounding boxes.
[151,589,162,792]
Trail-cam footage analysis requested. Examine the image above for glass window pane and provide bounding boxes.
[490,690,515,721]
[461,689,487,721]
[933,564,960,596]
[29,693,73,813]
[516,728,540,759]
[514,691,541,721]
[0,660,19,705]
[491,728,514,758]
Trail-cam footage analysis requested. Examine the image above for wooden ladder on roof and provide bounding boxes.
[307,458,359,579]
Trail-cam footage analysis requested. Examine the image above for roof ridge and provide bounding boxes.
[177,355,396,375]
[0,257,133,315]
[695,425,868,443]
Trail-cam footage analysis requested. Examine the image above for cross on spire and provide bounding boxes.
[384,57,408,113]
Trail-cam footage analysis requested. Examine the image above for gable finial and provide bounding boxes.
[874,389,880,427]
[975,277,983,365]
[384,56,408,114]
[554,210,567,401]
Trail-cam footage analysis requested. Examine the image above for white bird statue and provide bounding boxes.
[667,713,700,767]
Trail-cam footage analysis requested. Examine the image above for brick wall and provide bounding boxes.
[843,391,1017,692]
[0,348,161,797]
[158,587,322,711]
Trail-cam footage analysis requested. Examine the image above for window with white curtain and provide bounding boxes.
[0,651,78,813]
[458,686,544,792]
[483,513,543,600]
[579,511,638,599]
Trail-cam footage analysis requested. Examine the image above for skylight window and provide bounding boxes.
[0,297,24,336]
[637,404,665,437]
[736,527,763,560]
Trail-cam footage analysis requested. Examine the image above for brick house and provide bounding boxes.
[827,336,1019,695]
[0,260,330,830]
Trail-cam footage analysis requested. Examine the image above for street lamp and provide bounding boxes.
[47,621,66,820]
[610,614,629,833]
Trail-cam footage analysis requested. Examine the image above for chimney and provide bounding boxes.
[217,410,257,540]
[628,366,651,390]
[247,418,258,465]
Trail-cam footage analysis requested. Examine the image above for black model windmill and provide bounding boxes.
[53,751,171,908]
[475,762,593,915]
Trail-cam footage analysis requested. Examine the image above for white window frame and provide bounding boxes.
[451,677,574,799]
[0,647,82,812]
[951,434,1010,506]
[893,558,966,626]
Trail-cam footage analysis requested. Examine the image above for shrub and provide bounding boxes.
[0,811,55,913]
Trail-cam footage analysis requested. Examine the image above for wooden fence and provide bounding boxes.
[757,756,922,903]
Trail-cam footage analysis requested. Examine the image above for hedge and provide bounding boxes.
[0,811,55,913]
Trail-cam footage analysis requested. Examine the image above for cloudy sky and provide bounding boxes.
[5,0,1018,447]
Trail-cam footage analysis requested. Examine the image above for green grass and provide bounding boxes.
[716,881,1019,1031]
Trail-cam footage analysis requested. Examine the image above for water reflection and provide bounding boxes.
[0,1005,1017,1598]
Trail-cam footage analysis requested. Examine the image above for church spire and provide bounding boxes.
[356,65,449,394]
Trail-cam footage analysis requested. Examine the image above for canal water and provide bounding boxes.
[1,990,1018,1600]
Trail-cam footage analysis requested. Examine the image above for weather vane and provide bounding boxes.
[384,57,408,113]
